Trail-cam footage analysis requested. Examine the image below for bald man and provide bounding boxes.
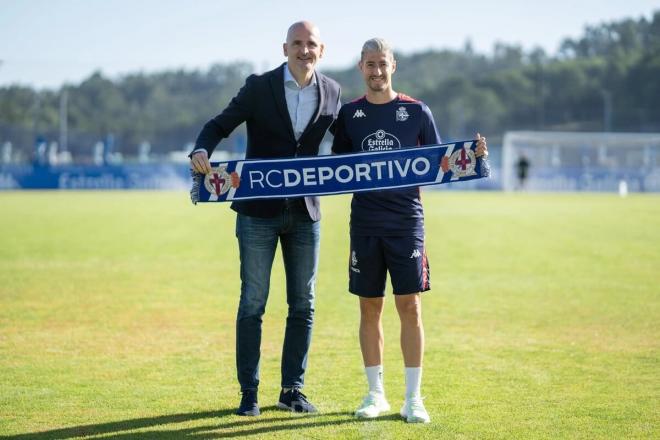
[190,21,341,416]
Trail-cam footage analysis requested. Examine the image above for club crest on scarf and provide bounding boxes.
[204,165,232,196]
[449,147,477,178]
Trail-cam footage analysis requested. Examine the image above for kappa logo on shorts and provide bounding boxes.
[350,251,360,273]
[410,249,422,258]
[353,109,366,118]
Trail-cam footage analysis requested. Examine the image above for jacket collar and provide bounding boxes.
[283,63,318,89]
[269,63,325,143]
[270,63,295,141]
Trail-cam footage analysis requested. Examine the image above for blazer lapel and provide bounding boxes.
[269,64,296,141]
[299,72,325,141]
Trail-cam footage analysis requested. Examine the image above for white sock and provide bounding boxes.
[365,365,384,395]
[405,367,422,398]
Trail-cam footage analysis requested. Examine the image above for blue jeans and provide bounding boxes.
[235,205,320,391]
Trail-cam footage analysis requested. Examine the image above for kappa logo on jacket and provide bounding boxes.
[353,109,366,118]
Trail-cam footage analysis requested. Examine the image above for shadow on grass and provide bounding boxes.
[1,406,402,439]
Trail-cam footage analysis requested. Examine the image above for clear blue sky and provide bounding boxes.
[1,0,658,89]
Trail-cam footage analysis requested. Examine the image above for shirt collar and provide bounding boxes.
[284,63,317,89]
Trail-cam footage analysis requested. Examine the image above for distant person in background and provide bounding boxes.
[332,38,488,424]
[189,21,341,416]
[516,154,530,190]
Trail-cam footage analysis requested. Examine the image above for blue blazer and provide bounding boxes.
[193,63,341,221]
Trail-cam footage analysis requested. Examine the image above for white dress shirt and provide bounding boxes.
[283,63,318,141]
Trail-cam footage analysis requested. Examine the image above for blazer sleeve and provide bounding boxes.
[191,74,256,157]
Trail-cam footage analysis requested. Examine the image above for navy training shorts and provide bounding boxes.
[348,234,430,297]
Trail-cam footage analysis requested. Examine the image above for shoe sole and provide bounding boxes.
[276,402,318,413]
[236,411,260,416]
[400,410,430,423]
[355,404,391,419]
[405,416,430,423]
[400,412,430,423]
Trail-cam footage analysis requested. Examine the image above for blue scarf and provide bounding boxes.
[191,140,489,203]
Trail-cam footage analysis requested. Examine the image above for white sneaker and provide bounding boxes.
[355,392,391,419]
[400,396,430,423]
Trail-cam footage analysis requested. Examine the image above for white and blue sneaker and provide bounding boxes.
[400,396,430,423]
[355,392,391,419]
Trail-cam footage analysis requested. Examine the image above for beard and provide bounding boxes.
[367,76,388,92]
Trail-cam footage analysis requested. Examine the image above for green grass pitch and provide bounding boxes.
[0,191,658,439]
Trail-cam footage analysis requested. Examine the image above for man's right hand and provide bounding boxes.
[191,150,212,174]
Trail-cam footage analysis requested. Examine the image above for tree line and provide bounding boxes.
[1,11,658,159]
